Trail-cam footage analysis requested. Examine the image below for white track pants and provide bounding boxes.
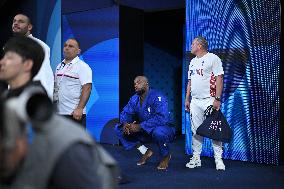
[190,97,223,159]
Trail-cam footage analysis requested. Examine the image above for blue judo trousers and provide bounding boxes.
[115,89,175,157]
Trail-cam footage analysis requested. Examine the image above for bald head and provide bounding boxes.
[134,76,148,84]
[134,76,149,95]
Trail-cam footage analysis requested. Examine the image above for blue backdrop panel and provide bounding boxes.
[26,0,61,71]
[62,6,119,143]
[144,43,181,129]
[183,0,280,164]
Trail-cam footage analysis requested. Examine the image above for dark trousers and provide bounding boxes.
[63,114,86,129]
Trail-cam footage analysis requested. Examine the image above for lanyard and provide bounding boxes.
[54,59,80,102]
[54,62,73,102]
[55,61,75,87]
[56,62,73,87]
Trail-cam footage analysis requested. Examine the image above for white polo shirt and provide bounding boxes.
[188,52,224,98]
[54,56,92,115]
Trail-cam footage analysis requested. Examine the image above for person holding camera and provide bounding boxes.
[0,36,117,189]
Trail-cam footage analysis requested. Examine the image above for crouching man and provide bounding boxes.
[115,76,175,170]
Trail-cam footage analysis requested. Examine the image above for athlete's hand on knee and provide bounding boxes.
[129,122,140,133]
[123,123,131,135]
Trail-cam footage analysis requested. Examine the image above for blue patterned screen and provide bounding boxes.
[62,6,119,142]
[183,0,280,164]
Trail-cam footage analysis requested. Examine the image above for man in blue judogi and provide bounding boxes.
[115,76,175,170]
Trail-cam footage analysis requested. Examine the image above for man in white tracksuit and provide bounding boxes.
[185,36,225,170]
[12,13,54,99]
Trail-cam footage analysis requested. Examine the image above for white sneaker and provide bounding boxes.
[215,158,225,170]
[186,156,201,168]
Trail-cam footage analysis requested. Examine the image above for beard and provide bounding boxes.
[136,88,145,96]
[12,31,26,37]
[12,27,28,37]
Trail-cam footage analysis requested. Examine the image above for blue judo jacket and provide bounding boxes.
[120,89,172,134]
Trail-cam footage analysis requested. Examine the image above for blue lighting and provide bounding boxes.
[183,0,280,164]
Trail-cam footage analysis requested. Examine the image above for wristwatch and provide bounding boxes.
[215,96,221,101]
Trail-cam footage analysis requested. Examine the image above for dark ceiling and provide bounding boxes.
[62,0,184,14]
[118,0,185,11]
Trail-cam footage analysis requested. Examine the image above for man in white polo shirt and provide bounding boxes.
[185,36,225,170]
[54,38,92,128]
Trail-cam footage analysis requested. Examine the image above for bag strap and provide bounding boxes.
[204,105,213,117]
